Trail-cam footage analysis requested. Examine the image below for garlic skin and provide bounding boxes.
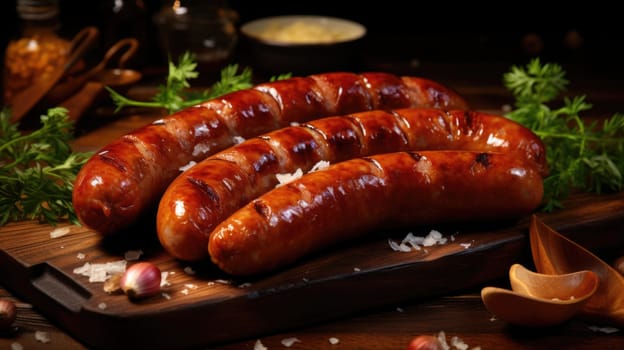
[0,299,17,329]
[119,262,162,299]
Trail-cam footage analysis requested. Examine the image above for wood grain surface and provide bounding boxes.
[1,191,623,349]
[1,59,623,349]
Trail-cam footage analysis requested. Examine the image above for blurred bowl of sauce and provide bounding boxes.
[240,15,366,76]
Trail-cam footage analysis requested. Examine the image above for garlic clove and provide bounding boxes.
[119,262,162,299]
[406,335,444,350]
[0,299,17,329]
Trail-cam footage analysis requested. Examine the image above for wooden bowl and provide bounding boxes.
[481,264,599,327]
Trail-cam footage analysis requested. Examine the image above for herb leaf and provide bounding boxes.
[0,107,93,225]
[106,52,288,114]
[503,58,624,211]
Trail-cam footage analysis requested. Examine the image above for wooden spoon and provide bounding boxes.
[481,264,599,327]
[59,38,142,122]
[46,37,138,104]
[8,26,99,123]
[530,214,624,326]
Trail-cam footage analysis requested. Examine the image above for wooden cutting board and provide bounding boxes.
[1,192,623,349]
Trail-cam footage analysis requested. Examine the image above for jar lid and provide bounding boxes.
[17,0,59,20]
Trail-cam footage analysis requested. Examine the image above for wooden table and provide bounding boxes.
[1,61,624,350]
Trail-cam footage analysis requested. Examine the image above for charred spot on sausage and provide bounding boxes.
[475,153,491,167]
[187,177,220,205]
[464,111,475,130]
[408,151,424,162]
[253,200,271,219]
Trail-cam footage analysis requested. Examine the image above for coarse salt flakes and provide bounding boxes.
[388,238,411,252]
[451,335,469,350]
[73,260,127,283]
[389,230,448,252]
[98,302,107,310]
[179,161,197,172]
[124,250,143,261]
[422,230,446,246]
[281,337,300,347]
[437,331,450,350]
[329,337,340,345]
[192,143,211,156]
[50,226,70,238]
[76,252,86,260]
[238,282,252,288]
[310,160,330,172]
[233,136,246,144]
[432,331,480,350]
[460,242,472,249]
[589,325,620,334]
[162,292,171,300]
[11,342,23,350]
[35,331,51,343]
[254,340,267,350]
[184,266,196,275]
[276,168,303,187]
[161,271,171,287]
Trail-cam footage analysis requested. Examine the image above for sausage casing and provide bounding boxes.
[72,73,468,235]
[157,108,546,261]
[208,150,545,276]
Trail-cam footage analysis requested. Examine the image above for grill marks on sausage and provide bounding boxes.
[264,127,325,170]
[254,77,328,125]
[360,73,412,110]
[408,151,425,162]
[159,108,548,261]
[77,73,470,237]
[201,89,281,139]
[187,176,221,205]
[302,117,362,162]
[309,73,372,113]
[475,152,492,167]
[253,200,271,220]
[208,150,546,275]
[98,151,127,173]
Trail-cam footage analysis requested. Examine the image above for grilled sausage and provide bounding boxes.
[72,72,468,235]
[208,150,545,276]
[157,108,547,261]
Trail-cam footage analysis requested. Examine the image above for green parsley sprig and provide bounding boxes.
[0,107,93,225]
[503,58,624,211]
[107,52,259,114]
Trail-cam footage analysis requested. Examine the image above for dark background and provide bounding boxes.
[1,0,623,84]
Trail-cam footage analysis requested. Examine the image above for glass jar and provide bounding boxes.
[3,0,71,104]
[153,0,238,82]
